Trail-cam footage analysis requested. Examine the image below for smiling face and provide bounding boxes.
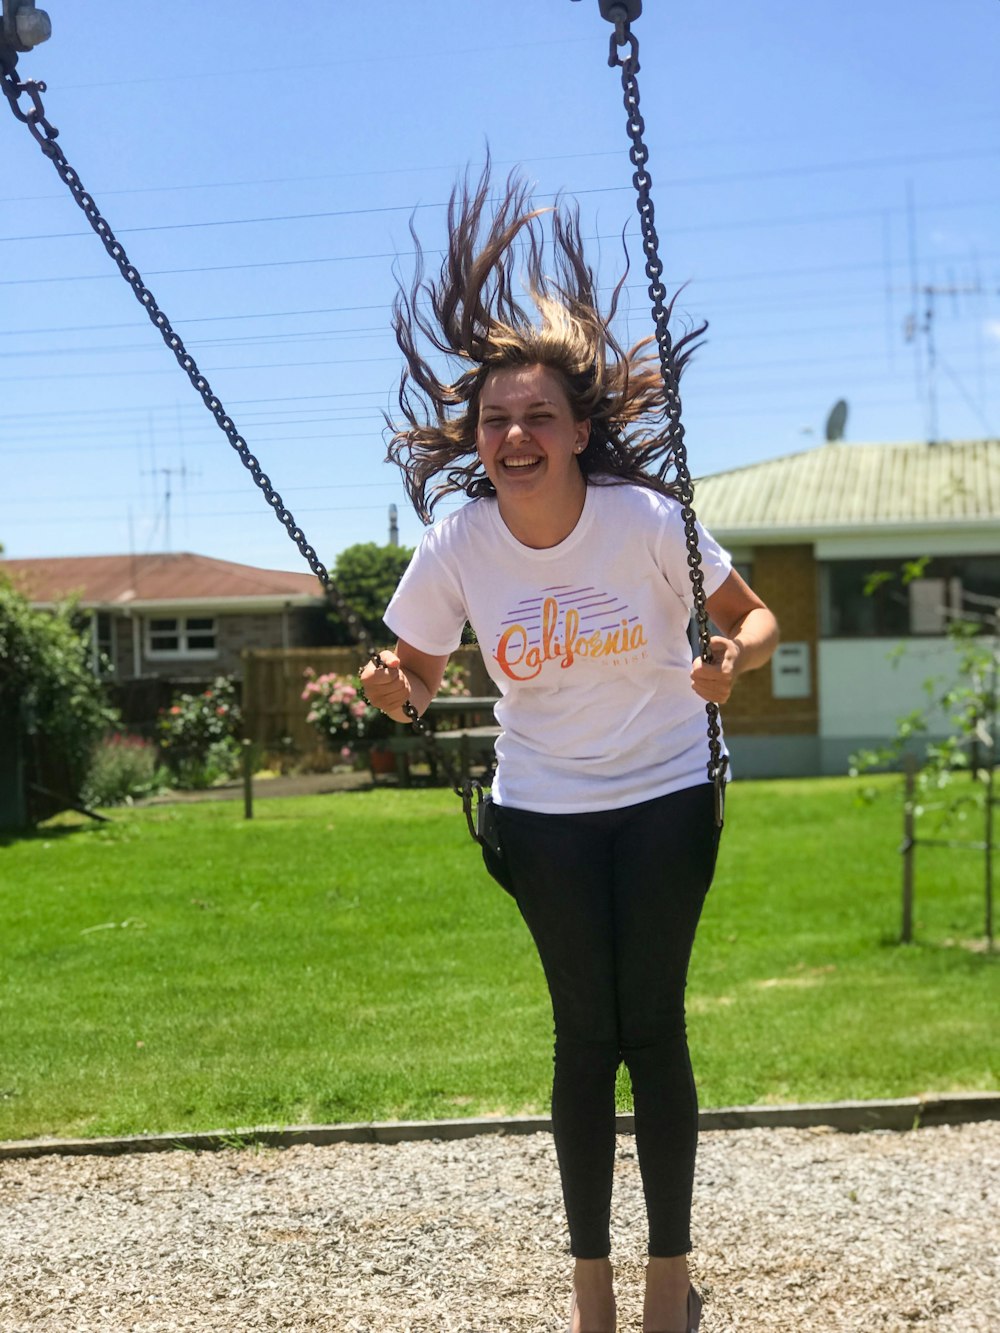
[475,364,591,521]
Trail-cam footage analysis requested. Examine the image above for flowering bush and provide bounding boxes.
[432,661,475,731]
[440,662,472,697]
[82,732,166,807]
[302,669,387,759]
[157,677,242,788]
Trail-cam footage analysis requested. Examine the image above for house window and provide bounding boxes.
[146,616,218,658]
[821,556,1000,637]
[94,611,115,676]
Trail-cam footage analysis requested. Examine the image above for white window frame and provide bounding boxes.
[145,614,219,660]
[90,611,116,677]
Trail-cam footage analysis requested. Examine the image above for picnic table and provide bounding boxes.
[381,696,500,787]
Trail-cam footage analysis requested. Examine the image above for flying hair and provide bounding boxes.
[386,160,707,523]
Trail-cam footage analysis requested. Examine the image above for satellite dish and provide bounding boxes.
[825,399,848,442]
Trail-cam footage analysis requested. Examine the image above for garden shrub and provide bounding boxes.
[0,580,118,795]
[81,732,166,807]
[156,677,243,788]
[301,669,387,760]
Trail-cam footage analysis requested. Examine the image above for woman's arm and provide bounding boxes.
[359,638,451,723]
[691,569,780,705]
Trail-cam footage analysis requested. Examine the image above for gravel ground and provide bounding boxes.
[0,1121,996,1332]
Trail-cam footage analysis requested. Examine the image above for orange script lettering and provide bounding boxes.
[495,596,647,681]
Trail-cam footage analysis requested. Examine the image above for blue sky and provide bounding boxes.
[2,0,998,574]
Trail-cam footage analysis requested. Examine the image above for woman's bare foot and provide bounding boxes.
[571,1257,616,1332]
[642,1255,692,1332]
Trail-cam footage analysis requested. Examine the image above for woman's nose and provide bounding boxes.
[506,420,527,442]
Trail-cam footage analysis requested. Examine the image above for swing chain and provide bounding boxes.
[0,52,469,794]
[0,49,54,146]
[606,21,638,69]
[607,14,729,812]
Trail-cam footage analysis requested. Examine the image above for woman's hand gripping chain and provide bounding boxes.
[690,635,743,705]
[360,650,413,723]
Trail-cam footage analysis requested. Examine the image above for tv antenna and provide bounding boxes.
[142,463,198,552]
[903,183,989,445]
[905,280,983,446]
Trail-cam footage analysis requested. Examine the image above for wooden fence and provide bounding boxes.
[241,645,495,758]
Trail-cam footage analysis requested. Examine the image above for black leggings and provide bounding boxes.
[494,783,720,1259]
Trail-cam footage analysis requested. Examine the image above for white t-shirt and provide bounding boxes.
[385,481,733,814]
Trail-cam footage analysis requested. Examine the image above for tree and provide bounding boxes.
[851,570,997,947]
[324,543,415,646]
[0,580,118,808]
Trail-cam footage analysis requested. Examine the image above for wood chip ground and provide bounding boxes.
[0,1121,996,1331]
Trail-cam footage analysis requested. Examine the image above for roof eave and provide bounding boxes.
[709,518,1000,544]
[27,593,325,613]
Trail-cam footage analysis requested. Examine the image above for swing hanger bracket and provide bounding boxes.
[598,0,641,23]
[570,0,641,19]
[571,0,641,48]
[1,0,51,56]
[595,2,641,71]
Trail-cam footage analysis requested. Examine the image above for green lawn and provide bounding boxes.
[0,777,995,1142]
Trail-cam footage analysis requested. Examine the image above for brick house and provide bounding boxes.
[0,552,329,705]
[696,438,1000,778]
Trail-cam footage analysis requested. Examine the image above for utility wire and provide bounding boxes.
[5,188,1000,249]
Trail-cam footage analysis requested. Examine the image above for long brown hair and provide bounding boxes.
[386,162,705,523]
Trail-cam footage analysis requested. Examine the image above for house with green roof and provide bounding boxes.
[695,438,1000,778]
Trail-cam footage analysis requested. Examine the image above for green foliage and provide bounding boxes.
[862,569,895,597]
[325,542,414,645]
[851,619,997,824]
[0,580,118,785]
[81,732,167,807]
[156,677,243,789]
[850,591,996,942]
[900,556,932,585]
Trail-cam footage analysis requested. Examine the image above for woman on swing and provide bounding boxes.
[362,166,778,1333]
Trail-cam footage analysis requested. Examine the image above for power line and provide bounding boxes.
[4,140,997,211]
[11,480,400,505]
[5,236,995,293]
[3,323,996,387]
[5,187,1000,249]
[0,504,396,526]
[2,340,995,408]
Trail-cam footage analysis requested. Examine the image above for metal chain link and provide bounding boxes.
[0,51,472,801]
[606,22,729,817]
